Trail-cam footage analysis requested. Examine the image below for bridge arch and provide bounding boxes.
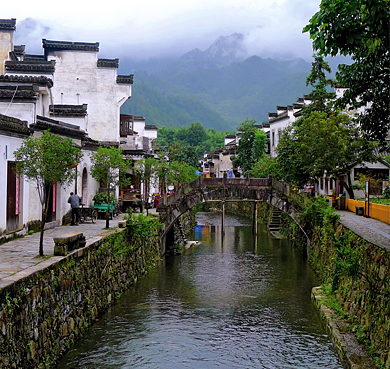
[157,176,309,255]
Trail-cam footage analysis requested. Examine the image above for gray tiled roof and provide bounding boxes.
[32,115,85,138]
[24,54,45,62]
[49,104,88,117]
[117,75,134,84]
[269,110,289,123]
[0,113,31,136]
[0,19,16,31]
[5,60,55,74]
[97,59,119,68]
[42,39,99,52]
[0,85,38,100]
[0,75,53,88]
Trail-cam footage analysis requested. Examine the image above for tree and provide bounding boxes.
[276,111,376,198]
[168,161,198,186]
[250,155,281,180]
[232,119,267,175]
[169,142,199,169]
[303,0,390,142]
[14,131,82,256]
[90,146,129,228]
[304,54,335,115]
[134,157,157,215]
[176,122,207,147]
[155,153,170,205]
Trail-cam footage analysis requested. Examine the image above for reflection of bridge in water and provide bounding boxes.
[157,176,307,254]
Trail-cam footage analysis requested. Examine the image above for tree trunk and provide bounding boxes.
[338,174,355,200]
[145,179,149,216]
[39,186,51,256]
[106,181,110,229]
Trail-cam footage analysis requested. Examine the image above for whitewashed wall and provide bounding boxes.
[47,50,131,142]
[0,136,30,232]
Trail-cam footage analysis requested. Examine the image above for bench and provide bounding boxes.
[53,232,85,256]
[355,206,364,216]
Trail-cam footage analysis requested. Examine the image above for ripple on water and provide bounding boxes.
[58,213,342,369]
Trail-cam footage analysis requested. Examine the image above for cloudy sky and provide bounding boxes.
[3,0,321,62]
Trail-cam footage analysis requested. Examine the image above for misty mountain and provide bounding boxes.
[121,82,230,131]
[120,34,314,131]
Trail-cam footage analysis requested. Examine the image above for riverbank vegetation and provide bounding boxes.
[279,195,390,367]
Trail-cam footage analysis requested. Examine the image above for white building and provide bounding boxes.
[119,114,159,201]
[267,92,390,198]
[0,18,138,237]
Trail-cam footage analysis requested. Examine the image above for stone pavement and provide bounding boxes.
[1,207,388,288]
[336,210,390,251]
[0,213,128,287]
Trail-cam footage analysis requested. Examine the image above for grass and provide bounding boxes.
[357,198,390,205]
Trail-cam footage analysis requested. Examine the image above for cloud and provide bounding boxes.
[9,0,320,62]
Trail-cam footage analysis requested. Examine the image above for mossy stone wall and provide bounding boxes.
[0,226,160,369]
[285,213,390,367]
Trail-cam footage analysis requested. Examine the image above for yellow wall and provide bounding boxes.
[345,199,390,224]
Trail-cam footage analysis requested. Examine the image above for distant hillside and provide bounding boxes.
[120,34,314,131]
[121,82,230,131]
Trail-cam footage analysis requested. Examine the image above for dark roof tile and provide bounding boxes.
[0,113,31,136]
[33,115,85,138]
[49,104,88,117]
[0,85,38,100]
[0,75,53,87]
[117,75,134,84]
[42,39,99,52]
[5,60,55,74]
[0,19,16,31]
[97,59,119,68]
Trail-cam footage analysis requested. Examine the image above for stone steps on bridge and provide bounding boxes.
[268,209,282,232]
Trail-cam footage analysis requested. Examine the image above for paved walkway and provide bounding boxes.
[0,208,389,288]
[337,210,390,251]
[0,213,129,288]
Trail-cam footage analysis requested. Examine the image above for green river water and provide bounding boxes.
[58,211,342,369]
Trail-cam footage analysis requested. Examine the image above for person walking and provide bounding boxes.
[68,192,81,225]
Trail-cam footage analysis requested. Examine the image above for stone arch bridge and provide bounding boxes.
[157,176,307,255]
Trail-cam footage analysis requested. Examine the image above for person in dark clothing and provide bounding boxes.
[68,192,81,225]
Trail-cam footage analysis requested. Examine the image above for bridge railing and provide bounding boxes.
[165,177,201,206]
[201,177,270,187]
[271,178,291,197]
[162,176,273,207]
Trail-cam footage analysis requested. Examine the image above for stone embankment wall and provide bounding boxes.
[0,226,161,369]
[166,209,196,255]
[283,211,390,368]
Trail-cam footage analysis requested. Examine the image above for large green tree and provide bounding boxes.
[14,131,82,256]
[250,155,281,180]
[168,161,199,186]
[276,111,376,198]
[169,142,199,169]
[303,0,390,142]
[90,146,129,228]
[232,119,267,175]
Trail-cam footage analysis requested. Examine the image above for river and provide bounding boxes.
[58,211,342,369]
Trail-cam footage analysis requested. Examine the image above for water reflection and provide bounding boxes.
[58,212,342,369]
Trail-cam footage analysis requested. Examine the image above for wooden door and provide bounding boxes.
[6,162,20,232]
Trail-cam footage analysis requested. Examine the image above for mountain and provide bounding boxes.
[179,33,247,66]
[121,82,230,131]
[120,34,313,131]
